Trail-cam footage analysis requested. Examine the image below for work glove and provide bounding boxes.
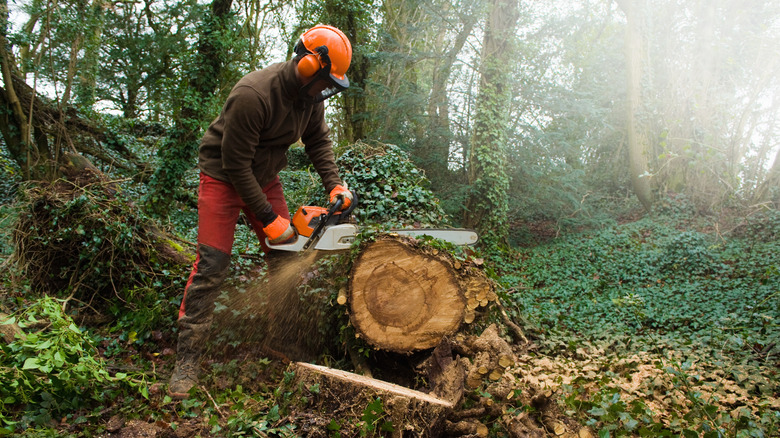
[263,215,298,245]
[329,184,353,210]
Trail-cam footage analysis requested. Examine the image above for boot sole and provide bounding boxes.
[167,388,193,400]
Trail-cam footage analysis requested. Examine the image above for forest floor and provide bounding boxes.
[1,204,779,437]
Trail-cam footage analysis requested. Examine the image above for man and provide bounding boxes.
[168,24,354,398]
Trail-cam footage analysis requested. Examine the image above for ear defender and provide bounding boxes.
[295,39,323,78]
[297,53,321,77]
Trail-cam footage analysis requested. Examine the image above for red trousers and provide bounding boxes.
[178,173,290,321]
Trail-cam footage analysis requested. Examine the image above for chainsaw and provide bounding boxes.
[266,190,478,252]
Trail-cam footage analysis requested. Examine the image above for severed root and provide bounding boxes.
[499,305,529,345]
[503,412,546,438]
[445,419,489,437]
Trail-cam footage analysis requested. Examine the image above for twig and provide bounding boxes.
[498,305,529,345]
[203,386,226,419]
[167,233,197,248]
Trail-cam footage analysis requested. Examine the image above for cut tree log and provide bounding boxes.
[349,238,467,352]
[287,362,452,437]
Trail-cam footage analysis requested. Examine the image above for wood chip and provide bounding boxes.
[454,261,462,270]
[337,288,347,305]
[464,310,475,324]
[553,421,566,435]
[489,369,502,381]
[466,375,482,389]
[478,365,489,375]
[498,355,514,368]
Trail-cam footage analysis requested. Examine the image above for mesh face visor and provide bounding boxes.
[297,45,350,103]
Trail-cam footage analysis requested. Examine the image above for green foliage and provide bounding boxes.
[0,297,145,433]
[506,214,779,354]
[278,146,337,215]
[563,359,780,437]
[13,180,188,330]
[505,210,779,437]
[195,384,296,436]
[144,0,249,218]
[337,142,448,227]
[360,397,394,435]
[282,141,448,228]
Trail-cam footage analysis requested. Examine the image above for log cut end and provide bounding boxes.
[350,239,465,352]
[289,362,452,436]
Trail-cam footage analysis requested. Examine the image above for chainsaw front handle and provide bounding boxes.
[303,190,357,251]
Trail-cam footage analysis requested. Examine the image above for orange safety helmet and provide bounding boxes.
[294,24,352,101]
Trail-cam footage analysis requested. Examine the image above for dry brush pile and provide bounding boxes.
[11,155,191,320]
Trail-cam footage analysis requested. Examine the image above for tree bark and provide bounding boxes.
[0,0,32,177]
[617,0,653,211]
[145,0,233,216]
[422,6,477,183]
[75,0,107,108]
[320,0,371,143]
[464,0,519,247]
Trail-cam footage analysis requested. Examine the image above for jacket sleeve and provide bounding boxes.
[220,87,275,222]
[302,103,342,193]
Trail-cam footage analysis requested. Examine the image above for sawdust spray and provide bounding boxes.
[210,250,326,361]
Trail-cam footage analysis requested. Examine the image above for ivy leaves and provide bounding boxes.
[338,142,448,228]
[0,297,145,431]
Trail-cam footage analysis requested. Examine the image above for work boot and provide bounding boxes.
[168,320,211,399]
[169,244,230,398]
[168,358,198,398]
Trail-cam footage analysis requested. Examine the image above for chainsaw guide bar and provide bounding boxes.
[265,190,478,252]
[267,225,478,252]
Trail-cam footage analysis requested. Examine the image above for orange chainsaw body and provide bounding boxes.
[291,205,330,237]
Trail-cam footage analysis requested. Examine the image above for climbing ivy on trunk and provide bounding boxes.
[464,0,519,249]
[145,0,235,217]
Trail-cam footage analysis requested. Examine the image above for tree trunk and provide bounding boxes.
[754,147,780,206]
[348,237,495,353]
[421,8,477,184]
[145,0,233,216]
[320,0,371,143]
[617,0,653,211]
[75,0,107,109]
[464,0,519,247]
[0,0,33,178]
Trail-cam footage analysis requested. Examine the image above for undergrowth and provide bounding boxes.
[1,137,778,436]
[11,178,189,332]
[502,209,780,437]
[0,297,148,434]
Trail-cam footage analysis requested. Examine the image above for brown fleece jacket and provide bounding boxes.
[198,60,342,223]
